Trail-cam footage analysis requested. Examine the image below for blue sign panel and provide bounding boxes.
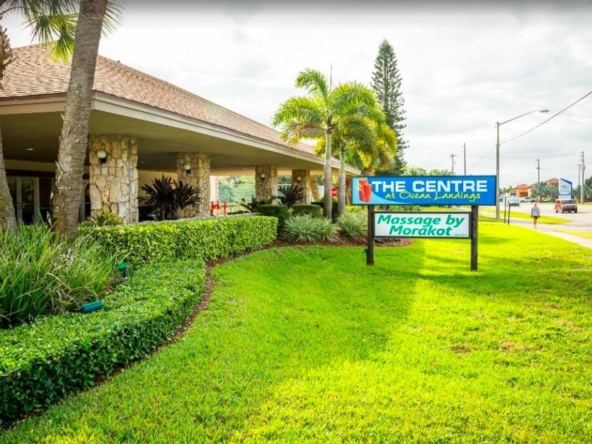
[351,176,497,206]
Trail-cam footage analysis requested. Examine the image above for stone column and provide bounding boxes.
[255,165,278,201]
[177,153,210,217]
[291,169,311,204]
[89,135,138,224]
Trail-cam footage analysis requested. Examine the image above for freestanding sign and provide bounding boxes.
[352,176,497,271]
[559,178,572,197]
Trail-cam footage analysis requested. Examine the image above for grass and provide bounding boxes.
[2,222,592,442]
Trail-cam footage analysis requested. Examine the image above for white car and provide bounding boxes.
[508,198,520,207]
[519,197,536,203]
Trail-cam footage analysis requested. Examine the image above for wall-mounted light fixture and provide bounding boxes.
[259,173,266,180]
[184,163,192,175]
[97,150,107,165]
[295,176,302,183]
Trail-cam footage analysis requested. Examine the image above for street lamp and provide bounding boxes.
[495,109,549,218]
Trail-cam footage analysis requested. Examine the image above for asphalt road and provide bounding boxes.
[503,202,592,231]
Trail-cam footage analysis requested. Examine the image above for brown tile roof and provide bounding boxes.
[1,44,316,157]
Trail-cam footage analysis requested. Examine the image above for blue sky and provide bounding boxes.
[5,0,592,187]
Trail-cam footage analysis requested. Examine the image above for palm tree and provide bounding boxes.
[0,0,77,233]
[273,69,381,220]
[50,0,111,238]
[315,107,397,216]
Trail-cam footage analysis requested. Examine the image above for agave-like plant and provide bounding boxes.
[172,180,201,214]
[141,176,201,220]
[278,184,303,208]
[140,175,175,221]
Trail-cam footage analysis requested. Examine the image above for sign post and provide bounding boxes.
[471,205,478,271]
[366,205,375,265]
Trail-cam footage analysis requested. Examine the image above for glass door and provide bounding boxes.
[20,178,37,224]
[7,177,40,224]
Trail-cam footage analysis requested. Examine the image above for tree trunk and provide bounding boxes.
[323,130,333,220]
[0,117,17,233]
[50,0,107,239]
[337,147,346,217]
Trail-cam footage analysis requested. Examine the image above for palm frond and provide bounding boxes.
[331,82,379,118]
[272,96,325,128]
[295,68,329,102]
[17,0,121,62]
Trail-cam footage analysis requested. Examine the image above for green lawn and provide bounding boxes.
[2,222,592,442]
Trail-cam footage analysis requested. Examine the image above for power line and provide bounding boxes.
[501,89,592,145]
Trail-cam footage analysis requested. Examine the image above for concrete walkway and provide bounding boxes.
[496,216,592,249]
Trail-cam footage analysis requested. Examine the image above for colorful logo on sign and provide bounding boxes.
[351,176,497,206]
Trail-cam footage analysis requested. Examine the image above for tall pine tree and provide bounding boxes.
[371,39,408,176]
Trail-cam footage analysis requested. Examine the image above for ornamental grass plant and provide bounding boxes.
[0,225,118,329]
[283,215,336,242]
[336,212,367,240]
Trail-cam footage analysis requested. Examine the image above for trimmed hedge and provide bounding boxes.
[80,215,277,265]
[0,259,206,423]
[258,205,289,235]
[291,204,322,218]
[312,201,339,221]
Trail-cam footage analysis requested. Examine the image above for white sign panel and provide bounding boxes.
[559,178,572,197]
[375,212,471,238]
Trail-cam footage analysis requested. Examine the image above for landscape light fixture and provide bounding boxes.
[184,163,191,175]
[97,150,107,165]
[495,108,549,218]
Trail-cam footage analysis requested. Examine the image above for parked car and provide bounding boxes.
[520,197,536,203]
[554,199,578,213]
[508,198,520,207]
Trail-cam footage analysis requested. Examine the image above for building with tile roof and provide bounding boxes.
[1,45,356,223]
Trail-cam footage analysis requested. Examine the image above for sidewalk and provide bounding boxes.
[497,216,592,249]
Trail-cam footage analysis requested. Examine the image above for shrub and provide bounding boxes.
[259,205,289,236]
[239,196,275,213]
[337,212,367,241]
[291,204,322,218]
[345,205,365,214]
[312,201,339,221]
[140,175,201,220]
[79,216,277,266]
[283,215,337,243]
[0,225,118,329]
[83,208,123,226]
[0,259,206,423]
[278,185,304,208]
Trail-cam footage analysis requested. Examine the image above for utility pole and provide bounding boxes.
[581,151,586,204]
[463,143,466,175]
[536,159,540,200]
[578,163,582,197]
[450,154,456,175]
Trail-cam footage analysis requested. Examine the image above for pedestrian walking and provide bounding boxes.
[531,203,541,228]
